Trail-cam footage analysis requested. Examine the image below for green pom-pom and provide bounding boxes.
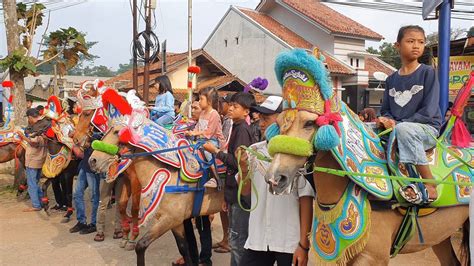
[91,140,119,155]
[313,125,340,151]
[268,135,313,157]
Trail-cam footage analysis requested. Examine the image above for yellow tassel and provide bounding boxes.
[313,193,346,224]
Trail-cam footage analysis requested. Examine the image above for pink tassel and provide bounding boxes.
[452,119,471,148]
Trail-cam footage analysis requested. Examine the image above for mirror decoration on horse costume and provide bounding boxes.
[267,48,474,265]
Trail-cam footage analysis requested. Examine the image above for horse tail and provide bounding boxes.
[460,218,470,266]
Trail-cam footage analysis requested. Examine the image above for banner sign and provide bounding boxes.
[433,56,474,96]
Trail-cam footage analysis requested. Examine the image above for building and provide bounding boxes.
[106,49,248,104]
[202,0,396,112]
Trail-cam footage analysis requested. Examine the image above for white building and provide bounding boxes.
[203,0,396,112]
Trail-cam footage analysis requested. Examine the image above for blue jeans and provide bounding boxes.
[73,169,100,225]
[228,203,250,266]
[200,138,219,162]
[395,122,438,165]
[155,114,174,126]
[26,167,43,209]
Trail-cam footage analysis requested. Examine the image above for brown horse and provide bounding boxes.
[88,123,224,266]
[72,99,143,249]
[0,141,26,192]
[262,48,471,265]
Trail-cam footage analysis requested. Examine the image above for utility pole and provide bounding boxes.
[438,0,451,119]
[2,0,27,126]
[187,0,193,117]
[132,0,138,100]
[142,0,152,105]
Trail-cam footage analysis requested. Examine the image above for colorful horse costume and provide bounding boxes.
[265,48,473,264]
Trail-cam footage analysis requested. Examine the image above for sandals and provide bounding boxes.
[171,257,185,266]
[399,183,436,205]
[113,230,123,239]
[94,232,105,242]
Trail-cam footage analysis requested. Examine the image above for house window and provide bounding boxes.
[235,37,239,45]
[350,58,353,66]
[224,39,227,47]
[356,59,360,68]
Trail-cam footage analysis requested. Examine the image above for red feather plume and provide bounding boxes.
[101,89,132,115]
[47,95,62,114]
[97,80,105,88]
[1,81,14,88]
[187,66,201,74]
[45,128,55,138]
[118,127,132,144]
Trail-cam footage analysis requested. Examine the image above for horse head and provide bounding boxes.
[265,48,341,195]
[89,88,132,179]
[73,80,105,146]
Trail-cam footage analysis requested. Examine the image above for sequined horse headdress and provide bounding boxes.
[272,48,342,151]
[77,80,104,111]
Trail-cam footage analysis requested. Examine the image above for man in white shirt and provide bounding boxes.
[238,96,315,266]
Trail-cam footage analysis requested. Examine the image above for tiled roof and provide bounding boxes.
[364,56,396,79]
[105,51,199,89]
[146,75,244,101]
[238,8,354,75]
[281,0,383,40]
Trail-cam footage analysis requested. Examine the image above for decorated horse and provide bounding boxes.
[0,81,27,192]
[37,96,78,218]
[262,49,473,265]
[87,88,226,265]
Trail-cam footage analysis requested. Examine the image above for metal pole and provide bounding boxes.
[132,0,138,96]
[187,0,192,118]
[142,0,152,105]
[438,0,451,118]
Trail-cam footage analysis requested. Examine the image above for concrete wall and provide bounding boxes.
[267,3,334,53]
[168,59,197,89]
[334,36,366,66]
[203,9,288,95]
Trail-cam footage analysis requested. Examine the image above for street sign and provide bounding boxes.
[422,0,443,20]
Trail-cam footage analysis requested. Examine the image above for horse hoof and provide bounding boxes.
[119,238,128,248]
[125,241,136,251]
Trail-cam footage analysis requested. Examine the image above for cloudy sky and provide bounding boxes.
[1,0,472,70]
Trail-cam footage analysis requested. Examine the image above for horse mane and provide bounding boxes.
[102,88,132,115]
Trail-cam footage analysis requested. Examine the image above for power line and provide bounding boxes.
[322,0,474,21]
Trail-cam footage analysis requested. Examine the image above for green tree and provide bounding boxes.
[426,27,467,46]
[366,42,401,69]
[0,2,90,125]
[116,58,143,75]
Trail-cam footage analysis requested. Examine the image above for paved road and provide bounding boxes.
[0,173,451,266]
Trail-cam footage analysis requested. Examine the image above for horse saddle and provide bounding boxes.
[176,138,226,183]
[0,125,22,146]
[332,103,473,207]
[130,120,226,182]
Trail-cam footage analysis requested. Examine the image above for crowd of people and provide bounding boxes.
[16,24,459,266]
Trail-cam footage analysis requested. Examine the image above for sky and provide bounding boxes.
[1,0,472,71]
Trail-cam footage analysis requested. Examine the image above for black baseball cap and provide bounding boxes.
[26,108,40,117]
[250,96,283,115]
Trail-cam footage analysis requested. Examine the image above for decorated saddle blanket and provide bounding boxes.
[331,103,393,200]
[42,146,72,178]
[387,128,474,207]
[311,182,370,265]
[132,168,171,227]
[50,118,75,149]
[130,119,226,181]
[332,103,474,207]
[0,124,23,146]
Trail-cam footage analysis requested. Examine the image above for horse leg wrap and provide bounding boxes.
[122,219,131,231]
[41,197,49,204]
[131,225,139,238]
[19,184,27,191]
